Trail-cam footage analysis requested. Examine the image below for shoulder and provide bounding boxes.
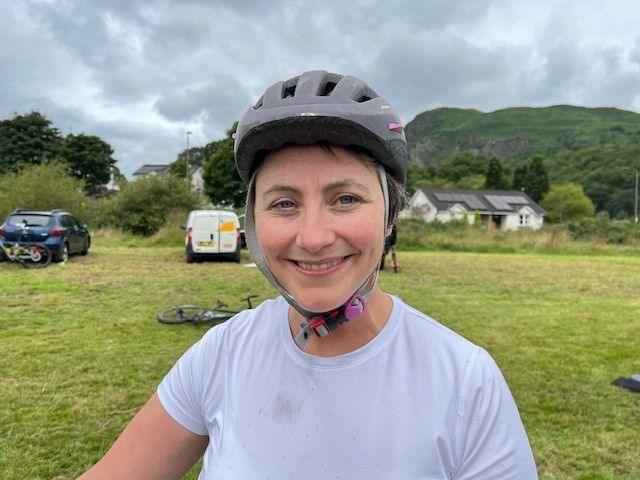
[196,296,285,356]
[392,296,481,366]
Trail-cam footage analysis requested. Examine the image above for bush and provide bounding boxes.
[106,174,203,235]
[567,213,640,244]
[0,162,89,221]
[541,184,595,222]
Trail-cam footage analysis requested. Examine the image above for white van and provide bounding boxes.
[185,210,241,263]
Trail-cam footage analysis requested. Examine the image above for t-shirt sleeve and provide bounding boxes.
[157,333,215,436]
[453,347,538,480]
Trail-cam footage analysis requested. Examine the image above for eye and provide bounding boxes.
[272,199,296,210]
[336,194,360,206]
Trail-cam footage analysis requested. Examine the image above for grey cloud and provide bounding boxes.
[369,30,513,119]
[4,0,640,178]
[154,75,252,127]
[629,34,640,65]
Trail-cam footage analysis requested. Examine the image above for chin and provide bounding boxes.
[293,289,351,314]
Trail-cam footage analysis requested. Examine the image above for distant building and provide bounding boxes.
[132,163,205,195]
[89,167,121,197]
[401,187,546,230]
[132,164,171,177]
[188,164,204,194]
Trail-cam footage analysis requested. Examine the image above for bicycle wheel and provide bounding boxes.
[194,310,235,325]
[22,244,52,269]
[157,305,207,324]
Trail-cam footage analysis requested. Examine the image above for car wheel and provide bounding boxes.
[54,242,69,263]
[80,236,90,255]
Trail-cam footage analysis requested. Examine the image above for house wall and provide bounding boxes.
[400,190,437,221]
[191,167,204,193]
[502,206,543,230]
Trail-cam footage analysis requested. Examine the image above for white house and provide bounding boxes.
[188,164,204,194]
[132,164,171,178]
[132,163,204,194]
[401,187,546,230]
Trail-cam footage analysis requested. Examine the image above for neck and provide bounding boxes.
[287,287,393,357]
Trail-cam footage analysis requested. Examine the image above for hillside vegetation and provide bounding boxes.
[406,105,640,168]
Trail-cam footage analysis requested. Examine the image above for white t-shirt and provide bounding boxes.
[157,295,537,479]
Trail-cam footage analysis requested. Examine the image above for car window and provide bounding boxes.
[7,214,52,227]
[61,216,75,228]
[68,215,80,228]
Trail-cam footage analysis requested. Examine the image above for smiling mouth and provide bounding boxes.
[290,255,351,273]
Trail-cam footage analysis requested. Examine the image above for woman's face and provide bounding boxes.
[254,144,386,313]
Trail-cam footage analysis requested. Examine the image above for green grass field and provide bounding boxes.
[1,242,639,479]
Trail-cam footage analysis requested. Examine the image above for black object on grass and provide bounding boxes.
[611,376,640,393]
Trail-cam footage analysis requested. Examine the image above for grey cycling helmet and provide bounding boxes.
[235,70,407,350]
[234,70,407,185]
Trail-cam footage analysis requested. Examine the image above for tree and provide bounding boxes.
[170,139,224,178]
[107,174,202,235]
[540,184,595,222]
[0,111,63,174]
[525,155,550,202]
[512,164,528,190]
[484,156,509,190]
[0,161,88,221]
[406,163,430,195]
[61,134,116,190]
[202,123,245,207]
[437,151,489,184]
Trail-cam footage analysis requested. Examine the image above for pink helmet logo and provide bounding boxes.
[388,122,403,133]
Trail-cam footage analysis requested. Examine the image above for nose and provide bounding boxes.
[294,207,336,253]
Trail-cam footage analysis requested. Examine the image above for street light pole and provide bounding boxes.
[185,131,192,181]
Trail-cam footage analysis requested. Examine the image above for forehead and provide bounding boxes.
[255,145,377,190]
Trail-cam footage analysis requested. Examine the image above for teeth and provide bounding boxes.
[297,258,343,271]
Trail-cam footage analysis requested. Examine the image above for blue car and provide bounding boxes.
[0,209,90,263]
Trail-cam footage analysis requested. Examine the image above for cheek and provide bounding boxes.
[255,216,288,259]
[343,214,385,254]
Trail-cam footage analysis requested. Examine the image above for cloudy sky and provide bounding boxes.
[2,0,640,177]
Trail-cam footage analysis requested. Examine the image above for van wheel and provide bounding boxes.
[186,244,195,263]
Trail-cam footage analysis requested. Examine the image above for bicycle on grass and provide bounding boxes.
[157,294,259,325]
[0,221,52,268]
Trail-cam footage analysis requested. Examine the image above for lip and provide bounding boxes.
[287,255,353,277]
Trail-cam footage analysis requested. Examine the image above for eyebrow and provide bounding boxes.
[260,179,371,197]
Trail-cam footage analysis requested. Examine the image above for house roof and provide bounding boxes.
[417,187,546,215]
[132,164,171,175]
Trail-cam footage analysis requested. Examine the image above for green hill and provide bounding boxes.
[406,105,640,168]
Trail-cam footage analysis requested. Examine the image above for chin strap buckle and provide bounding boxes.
[309,316,329,337]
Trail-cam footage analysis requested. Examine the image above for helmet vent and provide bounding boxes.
[355,86,378,103]
[317,81,337,97]
[282,81,298,99]
[253,95,264,110]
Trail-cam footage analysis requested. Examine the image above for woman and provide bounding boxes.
[79,71,537,479]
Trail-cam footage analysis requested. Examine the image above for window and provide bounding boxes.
[61,216,76,228]
[7,214,51,227]
[519,214,530,225]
